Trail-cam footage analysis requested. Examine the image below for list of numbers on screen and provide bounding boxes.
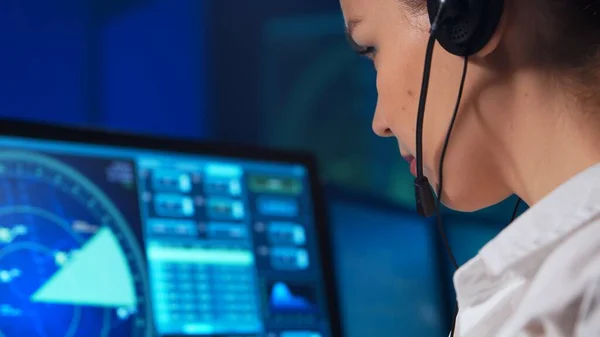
[136,158,330,337]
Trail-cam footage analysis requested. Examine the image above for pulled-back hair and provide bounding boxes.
[526,0,600,108]
[531,0,600,70]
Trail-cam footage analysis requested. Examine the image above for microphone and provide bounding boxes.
[414,33,439,218]
[415,175,437,217]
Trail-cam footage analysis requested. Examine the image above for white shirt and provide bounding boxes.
[453,163,600,337]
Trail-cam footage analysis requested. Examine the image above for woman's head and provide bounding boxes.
[340,0,600,211]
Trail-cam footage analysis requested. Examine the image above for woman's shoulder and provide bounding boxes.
[533,217,600,301]
[498,218,600,336]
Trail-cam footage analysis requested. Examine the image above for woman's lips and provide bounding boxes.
[403,155,417,177]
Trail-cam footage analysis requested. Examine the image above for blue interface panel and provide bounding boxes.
[0,136,331,337]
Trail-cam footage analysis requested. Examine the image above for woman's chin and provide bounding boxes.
[440,191,508,213]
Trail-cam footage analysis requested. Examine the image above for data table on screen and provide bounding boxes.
[135,152,333,337]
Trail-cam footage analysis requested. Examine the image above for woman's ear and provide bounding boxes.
[474,3,509,58]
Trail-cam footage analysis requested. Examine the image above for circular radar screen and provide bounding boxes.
[0,150,152,337]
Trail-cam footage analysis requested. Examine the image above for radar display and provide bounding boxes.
[0,150,151,337]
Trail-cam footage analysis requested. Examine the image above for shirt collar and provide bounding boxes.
[479,162,600,276]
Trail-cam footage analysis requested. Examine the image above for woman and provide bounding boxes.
[339,0,600,336]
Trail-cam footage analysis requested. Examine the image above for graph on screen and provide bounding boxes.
[268,281,318,314]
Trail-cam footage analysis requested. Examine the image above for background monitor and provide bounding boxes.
[444,215,506,267]
[0,120,341,337]
[441,214,507,314]
[326,187,450,337]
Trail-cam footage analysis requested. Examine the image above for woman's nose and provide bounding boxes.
[372,108,393,137]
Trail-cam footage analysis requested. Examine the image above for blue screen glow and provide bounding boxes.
[328,195,447,337]
[0,136,331,337]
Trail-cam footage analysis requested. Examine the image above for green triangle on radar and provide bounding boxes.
[31,227,137,308]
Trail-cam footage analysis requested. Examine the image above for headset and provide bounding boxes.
[417,0,505,217]
[415,0,514,336]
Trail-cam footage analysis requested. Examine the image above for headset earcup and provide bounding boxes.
[427,0,504,57]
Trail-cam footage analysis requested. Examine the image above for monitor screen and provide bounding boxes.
[442,215,506,313]
[445,217,504,267]
[0,130,335,337]
[327,189,448,337]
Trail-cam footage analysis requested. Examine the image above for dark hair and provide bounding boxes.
[531,1,600,69]
[526,0,600,108]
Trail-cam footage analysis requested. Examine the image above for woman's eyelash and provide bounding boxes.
[357,46,376,57]
[345,34,376,57]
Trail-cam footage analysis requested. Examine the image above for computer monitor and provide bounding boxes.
[0,119,341,337]
[443,215,505,267]
[326,187,450,337]
[440,214,506,316]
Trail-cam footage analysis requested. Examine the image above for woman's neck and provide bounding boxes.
[499,80,600,206]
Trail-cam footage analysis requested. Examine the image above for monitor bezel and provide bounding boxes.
[0,118,344,337]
